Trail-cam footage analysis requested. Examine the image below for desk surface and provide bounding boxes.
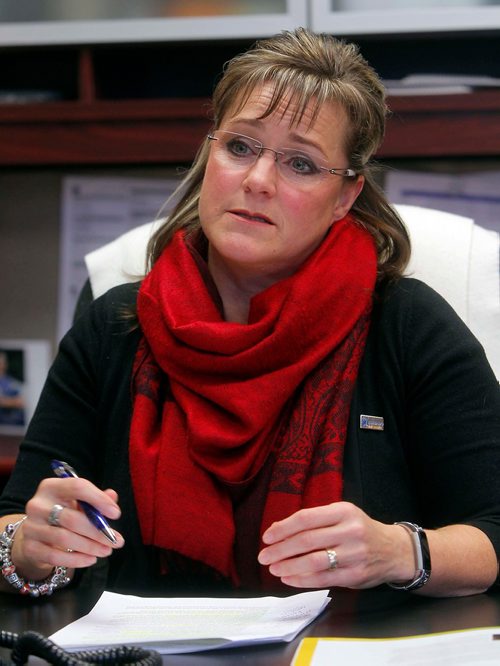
[1,586,500,665]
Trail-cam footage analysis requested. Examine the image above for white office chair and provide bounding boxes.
[84,205,500,379]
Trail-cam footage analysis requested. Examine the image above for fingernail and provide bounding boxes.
[258,550,269,564]
[262,531,273,545]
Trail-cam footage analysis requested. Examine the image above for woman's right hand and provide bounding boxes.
[10,476,124,582]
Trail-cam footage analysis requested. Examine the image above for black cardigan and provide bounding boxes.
[1,278,499,602]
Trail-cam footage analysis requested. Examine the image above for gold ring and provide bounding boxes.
[325,548,338,570]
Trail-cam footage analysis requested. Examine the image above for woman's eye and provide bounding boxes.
[227,139,253,157]
[288,155,318,174]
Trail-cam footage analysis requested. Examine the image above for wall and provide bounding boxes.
[0,166,176,355]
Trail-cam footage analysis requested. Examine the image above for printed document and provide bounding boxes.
[292,627,500,666]
[49,589,330,654]
[57,175,179,340]
[385,169,500,234]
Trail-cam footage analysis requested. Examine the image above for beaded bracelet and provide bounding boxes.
[0,516,70,597]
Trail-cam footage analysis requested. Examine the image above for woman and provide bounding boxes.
[0,28,499,601]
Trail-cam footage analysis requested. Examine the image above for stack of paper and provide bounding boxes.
[383,74,500,96]
[49,589,330,655]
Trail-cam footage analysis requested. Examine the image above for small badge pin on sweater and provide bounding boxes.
[360,414,384,431]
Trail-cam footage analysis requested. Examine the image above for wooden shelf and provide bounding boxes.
[381,90,500,158]
[1,36,499,166]
[0,98,212,165]
[0,90,499,165]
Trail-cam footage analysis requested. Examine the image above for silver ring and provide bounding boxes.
[48,504,64,527]
[325,548,338,570]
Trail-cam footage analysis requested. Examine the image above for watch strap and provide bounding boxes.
[388,521,432,591]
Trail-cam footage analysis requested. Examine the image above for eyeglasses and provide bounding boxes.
[207,130,357,186]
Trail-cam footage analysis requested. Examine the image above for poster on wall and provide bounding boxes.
[57,176,180,341]
[385,169,500,234]
[0,339,51,436]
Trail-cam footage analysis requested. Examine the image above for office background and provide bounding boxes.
[0,0,499,466]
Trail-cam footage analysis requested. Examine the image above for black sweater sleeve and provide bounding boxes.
[344,278,500,562]
[0,282,140,515]
[401,280,500,535]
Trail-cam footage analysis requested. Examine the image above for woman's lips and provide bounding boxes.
[230,209,273,225]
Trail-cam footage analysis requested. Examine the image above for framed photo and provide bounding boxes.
[0,339,51,436]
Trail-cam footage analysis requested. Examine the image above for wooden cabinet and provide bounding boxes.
[0,41,237,165]
[1,33,500,166]
[382,91,500,158]
[2,91,500,165]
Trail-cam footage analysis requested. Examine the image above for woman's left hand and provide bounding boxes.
[258,501,415,589]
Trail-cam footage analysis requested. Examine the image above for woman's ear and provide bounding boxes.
[351,174,365,204]
[331,175,365,224]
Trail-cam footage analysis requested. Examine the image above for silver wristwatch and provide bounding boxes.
[388,521,432,591]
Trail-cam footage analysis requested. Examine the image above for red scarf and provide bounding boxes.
[130,215,376,583]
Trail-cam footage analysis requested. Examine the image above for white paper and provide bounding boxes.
[292,627,500,666]
[49,589,331,654]
[383,74,500,96]
[396,74,500,88]
[57,175,180,340]
[385,170,500,234]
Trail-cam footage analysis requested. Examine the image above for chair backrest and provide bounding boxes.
[394,204,499,379]
[84,205,499,378]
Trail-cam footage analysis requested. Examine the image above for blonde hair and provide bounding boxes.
[148,28,410,282]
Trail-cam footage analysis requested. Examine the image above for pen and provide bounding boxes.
[51,459,117,545]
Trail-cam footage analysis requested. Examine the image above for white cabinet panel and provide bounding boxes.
[0,0,308,46]
[310,0,500,35]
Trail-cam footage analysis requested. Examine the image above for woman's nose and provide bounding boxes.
[242,151,279,194]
